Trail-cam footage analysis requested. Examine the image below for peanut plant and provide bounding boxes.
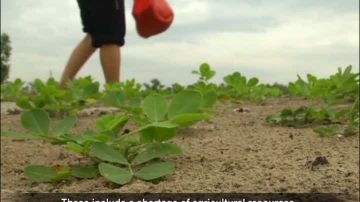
[267,66,359,137]
[1,90,215,185]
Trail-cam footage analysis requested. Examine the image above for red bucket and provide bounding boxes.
[132,0,174,38]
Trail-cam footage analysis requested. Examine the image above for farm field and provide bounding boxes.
[2,1,360,201]
[1,100,358,199]
[0,65,359,201]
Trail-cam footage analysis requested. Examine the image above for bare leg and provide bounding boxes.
[99,44,121,83]
[59,34,96,88]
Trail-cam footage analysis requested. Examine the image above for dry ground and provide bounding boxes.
[1,99,359,201]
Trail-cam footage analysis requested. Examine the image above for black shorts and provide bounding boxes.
[77,0,126,47]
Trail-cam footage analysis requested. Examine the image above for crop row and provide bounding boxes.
[1,63,359,185]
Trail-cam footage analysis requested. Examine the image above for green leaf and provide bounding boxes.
[15,97,33,109]
[24,166,57,183]
[75,131,113,145]
[139,121,179,131]
[224,72,247,89]
[83,83,100,98]
[314,125,340,137]
[142,94,167,122]
[89,143,129,165]
[98,163,132,185]
[168,90,202,118]
[248,78,259,87]
[140,126,177,143]
[132,143,182,165]
[102,91,125,108]
[170,113,209,127]
[199,63,215,81]
[115,136,140,154]
[201,91,217,108]
[95,115,128,134]
[71,166,98,179]
[65,142,85,154]
[128,96,142,109]
[21,109,49,135]
[0,130,36,140]
[24,165,70,183]
[135,162,175,181]
[53,116,76,136]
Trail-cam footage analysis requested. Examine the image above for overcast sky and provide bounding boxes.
[1,0,359,86]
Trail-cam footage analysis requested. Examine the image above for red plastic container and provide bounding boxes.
[132,0,174,38]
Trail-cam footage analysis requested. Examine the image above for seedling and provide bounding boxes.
[13,77,101,116]
[266,106,337,127]
[190,63,218,111]
[0,78,26,101]
[1,89,214,185]
[288,66,359,104]
[222,72,282,102]
[192,63,216,83]
[268,66,359,137]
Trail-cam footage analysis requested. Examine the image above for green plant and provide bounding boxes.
[103,79,143,111]
[67,76,101,105]
[266,106,337,128]
[222,72,282,102]
[266,83,289,94]
[170,83,184,94]
[268,66,359,137]
[266,100,359,137]
[0,78,26,101]
[14,77,100,116]
[288,66,359,104]
[314,97,359,137]
[15,78,70,114]
[190,63,218,110]
[1,90,214,185]
[192,63,216,83]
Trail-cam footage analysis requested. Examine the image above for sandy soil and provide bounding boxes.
[1,99,359,201]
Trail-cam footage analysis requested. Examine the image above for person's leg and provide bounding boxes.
[99,44,121,83]
[59,34,97,88]
[92,0,124,84]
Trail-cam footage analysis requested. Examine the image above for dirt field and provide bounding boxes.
[1,99,359,201]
